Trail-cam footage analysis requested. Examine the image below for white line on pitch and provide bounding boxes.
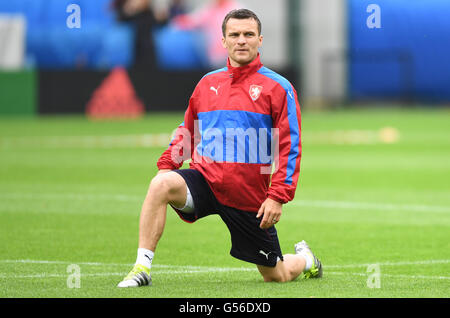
[324,259,450,269]
[0,192,142,202]
[1,258,449,270]
[289,199,450,213]
[327,271,450,280]
[0,269,252,279]
[0,259,254,272]
[1,271,449,281]
[0,134,173,149]
[1,259,449,281]
[0,129,402,149]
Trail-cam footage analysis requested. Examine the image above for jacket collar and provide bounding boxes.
[226,54,263,81]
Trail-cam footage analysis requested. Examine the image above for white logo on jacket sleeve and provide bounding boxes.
[288,90,294,100]
[249,85,263,101]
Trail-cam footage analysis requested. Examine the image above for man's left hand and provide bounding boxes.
[256,198,283,229]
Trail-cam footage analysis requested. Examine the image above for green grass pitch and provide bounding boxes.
[0,107,449,298]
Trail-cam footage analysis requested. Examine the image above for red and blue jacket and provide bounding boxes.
[157,55,302,212]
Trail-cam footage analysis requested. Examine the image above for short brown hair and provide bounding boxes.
[222,9,262,37]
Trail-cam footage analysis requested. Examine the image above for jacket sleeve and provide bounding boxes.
[156,89,198,170]
[267,84,302,204]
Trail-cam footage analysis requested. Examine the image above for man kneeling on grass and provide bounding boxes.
[118,8,322,287]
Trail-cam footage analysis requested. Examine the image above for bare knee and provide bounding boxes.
[147,172,186,205]
[149,174,170,197]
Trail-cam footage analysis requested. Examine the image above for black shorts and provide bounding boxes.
[171,169,283,267]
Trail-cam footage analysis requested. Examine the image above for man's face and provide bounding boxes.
[222,18,263,67]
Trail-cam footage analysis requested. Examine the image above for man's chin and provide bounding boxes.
[231,56,255,67]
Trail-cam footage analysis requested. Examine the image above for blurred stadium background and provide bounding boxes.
[1,0,449,115]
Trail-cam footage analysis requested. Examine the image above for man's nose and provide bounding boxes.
[237,34,247,44]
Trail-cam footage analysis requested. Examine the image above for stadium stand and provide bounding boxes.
[0,0,205,70]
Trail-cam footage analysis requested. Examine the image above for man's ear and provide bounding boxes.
[258,35,263,48]
[222,36,227,49]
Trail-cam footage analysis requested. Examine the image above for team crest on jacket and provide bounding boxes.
[249,85,263,101]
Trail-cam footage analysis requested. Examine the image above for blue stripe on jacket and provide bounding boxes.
[257,66,300,185]
[202,67,228,79]
[196,110,273,164]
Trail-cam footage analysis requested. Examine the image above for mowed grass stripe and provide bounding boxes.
[2,272,449,281]
[1,192,449,213]
[1,259,449,281]
[1,258,449,268]
[3,257,449,281]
